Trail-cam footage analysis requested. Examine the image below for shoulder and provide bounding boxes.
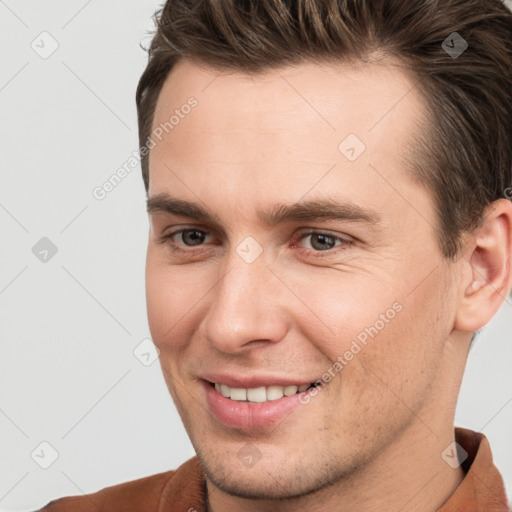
[34,468,177,511]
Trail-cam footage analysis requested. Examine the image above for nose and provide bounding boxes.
[200,249,289,354]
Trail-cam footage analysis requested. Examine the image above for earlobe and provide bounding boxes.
[454,198,512,333]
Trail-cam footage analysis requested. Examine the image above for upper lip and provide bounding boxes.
[201,373,315,388]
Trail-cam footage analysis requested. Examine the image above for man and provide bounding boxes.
[37,0,512,510]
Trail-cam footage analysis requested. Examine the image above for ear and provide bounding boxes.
[454,198,512,332]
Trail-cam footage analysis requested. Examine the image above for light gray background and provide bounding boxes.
[1,1,511,510]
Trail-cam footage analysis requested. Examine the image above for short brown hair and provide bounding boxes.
[136,0,512,258]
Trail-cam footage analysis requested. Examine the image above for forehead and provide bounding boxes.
[148,57,428,216]
[151,56,423,135]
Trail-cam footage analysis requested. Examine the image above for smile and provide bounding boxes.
[210,382,315,403]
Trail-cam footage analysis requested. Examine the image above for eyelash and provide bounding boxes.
[157,228,352,258]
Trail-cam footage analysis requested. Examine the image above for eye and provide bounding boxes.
[302,232,339,251]
[296,231,351,254]
[159,228,211,249]
[176,229,207,246]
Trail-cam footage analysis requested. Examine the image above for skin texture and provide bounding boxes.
[145,58,512,512]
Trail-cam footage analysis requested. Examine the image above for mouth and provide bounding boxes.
[208,381,318,403]
[203,379,316,429]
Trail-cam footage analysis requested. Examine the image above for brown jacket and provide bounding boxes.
[36,428,509,511]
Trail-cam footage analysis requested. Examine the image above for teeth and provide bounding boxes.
[284,385,298,396]
[220,384,230,398]
[267,385,285,400]
[246,387,267,403]
[213,382,311,402]
[230,388,247,401]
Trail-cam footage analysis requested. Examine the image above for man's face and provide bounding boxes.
[145,58,460,498]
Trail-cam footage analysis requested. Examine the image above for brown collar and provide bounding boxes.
[437,428,509,511]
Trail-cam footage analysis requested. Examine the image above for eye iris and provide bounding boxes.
[182,230,205,246]
[311,233,336,251]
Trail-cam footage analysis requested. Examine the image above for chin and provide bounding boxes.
[197,448,346,501]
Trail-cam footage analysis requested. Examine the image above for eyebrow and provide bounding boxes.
[146,193,381,228]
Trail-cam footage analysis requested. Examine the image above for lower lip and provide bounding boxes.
[203,381,306,429]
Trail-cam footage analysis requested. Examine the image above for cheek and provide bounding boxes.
[290,271,403,360]
[346,273,454,412]
[145,253,197,352]
[295,268,450,406]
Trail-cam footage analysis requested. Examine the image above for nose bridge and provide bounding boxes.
[201,248,287,353]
